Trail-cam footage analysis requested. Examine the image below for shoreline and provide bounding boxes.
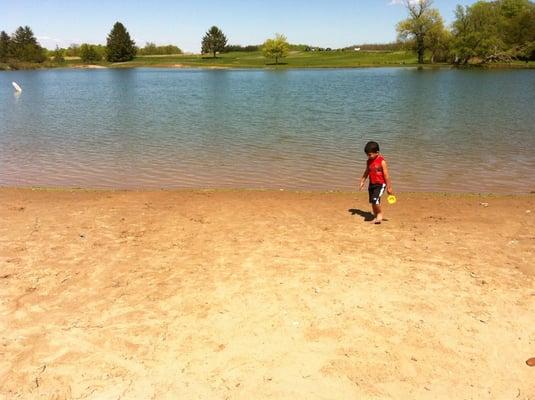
[2,62,535,71]
[2,185,535,196]
[2,187,534,398]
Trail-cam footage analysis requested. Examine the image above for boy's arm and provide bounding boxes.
[381,159,393,194]
[359,167,369,191]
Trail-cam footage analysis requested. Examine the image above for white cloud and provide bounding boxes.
[36,35,65,49]
[37,36,62,43]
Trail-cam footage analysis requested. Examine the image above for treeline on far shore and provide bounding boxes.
[222,43,405,52]
[62,43,183,59]
[0,21,407,71]
[1,0,534,70]
[0,23,183,69]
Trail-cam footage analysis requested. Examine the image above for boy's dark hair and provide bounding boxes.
[364,141,380,154]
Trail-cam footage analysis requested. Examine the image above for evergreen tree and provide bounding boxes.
[0,31,10,62]
[12,26,38,47]
[106,21,136,62]
[201,26,227,57]
[9,26,46,62]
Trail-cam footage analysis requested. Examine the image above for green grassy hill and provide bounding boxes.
[66,50,421,69]
[8,50,532,70]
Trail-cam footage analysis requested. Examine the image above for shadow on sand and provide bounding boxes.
[348,209,374,221]
[349,209,389,223]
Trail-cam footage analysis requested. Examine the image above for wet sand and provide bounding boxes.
[1,188,534,399]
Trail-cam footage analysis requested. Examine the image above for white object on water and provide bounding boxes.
[12,81,22,92]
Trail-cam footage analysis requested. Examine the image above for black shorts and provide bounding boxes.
[368,183,386,205]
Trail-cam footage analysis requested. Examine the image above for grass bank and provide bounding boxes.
[66,50,535,69]
[58,50,420,69]
[109,50,420,68]
[4,50,534,70]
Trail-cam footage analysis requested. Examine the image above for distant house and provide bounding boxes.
[354,47,361,51]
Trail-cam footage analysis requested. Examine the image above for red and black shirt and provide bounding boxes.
[367,155,385,185]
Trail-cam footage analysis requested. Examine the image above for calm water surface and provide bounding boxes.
[1,68,534,193]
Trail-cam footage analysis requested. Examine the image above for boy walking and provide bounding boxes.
[359,141,394,224]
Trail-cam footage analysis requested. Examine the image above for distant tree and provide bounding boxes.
[201,26,228,57]
[516,7,535,60]
[452,2,504,63]
[164,45,182,54]
[500,0,531,18]
[52,45,65,63]
[10,26,46,63]
[12,26,37,47]
[262,34,289,64]
[141,42,157,55]
[288,43,312,51]
[451,0,535,63]
[106,21,136,62]
[138,42,182,55]
[0,31,10,62]
[94,45,107,60]
[80,44,102,62]
[396,0,443,64]
[65,43,80,57]
[342,42,405,51]
[224,44,260,52]
[425,15,452,62]
[499,0,535,60]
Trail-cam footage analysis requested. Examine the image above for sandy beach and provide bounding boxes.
[1,188,534,399]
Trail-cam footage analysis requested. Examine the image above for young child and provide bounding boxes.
[359,141,394,224]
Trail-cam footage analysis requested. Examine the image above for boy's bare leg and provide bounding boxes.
[372,204,383,224]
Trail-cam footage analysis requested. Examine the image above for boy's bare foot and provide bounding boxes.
[374,214,383,224]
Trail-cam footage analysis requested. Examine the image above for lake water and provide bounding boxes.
[1,67,534,193]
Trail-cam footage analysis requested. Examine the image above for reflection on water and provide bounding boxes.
[0,68,534,193]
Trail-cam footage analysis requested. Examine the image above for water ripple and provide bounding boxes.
[1,68,535,193]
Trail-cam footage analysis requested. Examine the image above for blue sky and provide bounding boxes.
[2,0,476,52]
